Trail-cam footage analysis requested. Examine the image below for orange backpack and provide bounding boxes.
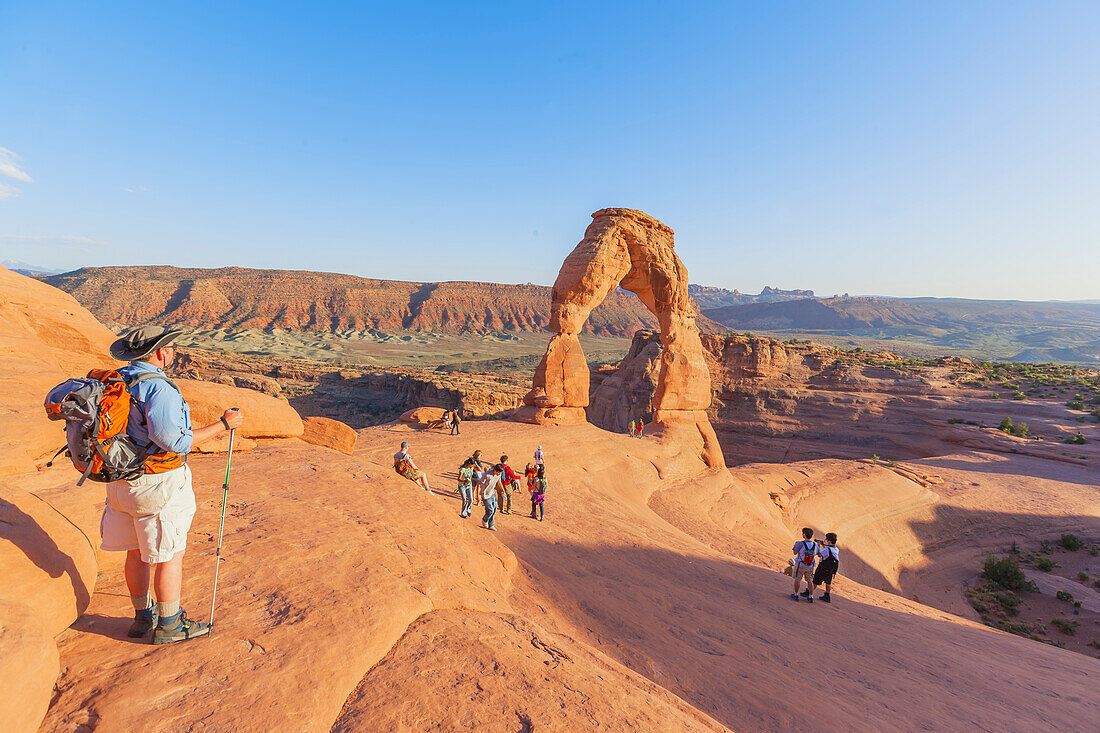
[44,369,184,485]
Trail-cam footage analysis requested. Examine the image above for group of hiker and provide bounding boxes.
[46,322,844,650]
[786,527,840,603]
[395,443,548,531]
[627,418,645,438]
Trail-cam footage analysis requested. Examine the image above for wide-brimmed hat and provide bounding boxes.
[110,325,183,361]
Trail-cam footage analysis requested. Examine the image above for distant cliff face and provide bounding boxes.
[44,266,662,337]
[588,331,1080,465]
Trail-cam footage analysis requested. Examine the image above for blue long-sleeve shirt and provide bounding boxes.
[119,362,193,455]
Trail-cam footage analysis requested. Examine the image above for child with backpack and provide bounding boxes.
[529,465,547,521]
[457,457,475,518]
[814,532,840,603]
[499,455,520,514]
[790,527,818,602]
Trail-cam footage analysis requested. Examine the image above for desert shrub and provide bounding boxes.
[1035,556,1057,572]
[982,556,1037,591]
[1012,391,1026,400]
[947,417,964,424]
[1050,618,1077,635]
[1010,422,1029,438]
[999,417,1013,432]
[887,459,898,468]
[988,618,1047,640]
[1055,590,1075,603]
[1077,572,1089,582]
[1064,433,1087,444]
[1059,533,1084,551]
[990,392,1000,399]
[1066,400,1085,410]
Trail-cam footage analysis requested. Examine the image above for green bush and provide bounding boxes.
[947,417,964,424]
[990,392,1000,399]
[982,556,1037,591]
[1012,391,1026,400]
[1066,400,1085,410]
[1079,572,1090,582]
[1059,534,1084,551]
[1010,422,1029,438]
[1064,433,1087,444]
[1051,618,1077,635]
[1035,556,1057,572]
[1055,590,1075,603]
[999,417,1013,432]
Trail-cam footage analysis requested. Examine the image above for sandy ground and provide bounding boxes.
[40,419,1100,732]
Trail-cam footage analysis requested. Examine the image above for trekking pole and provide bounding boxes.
[209,410,238,629]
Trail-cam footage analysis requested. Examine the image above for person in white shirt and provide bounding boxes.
[814,532,840,603]
[477,464,505,531]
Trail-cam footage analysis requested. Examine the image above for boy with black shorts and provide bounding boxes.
[814,532,840,603]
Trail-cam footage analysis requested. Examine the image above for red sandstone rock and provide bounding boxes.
[301,416,358,454]
[521,209,723,467]
[399,406,450,427]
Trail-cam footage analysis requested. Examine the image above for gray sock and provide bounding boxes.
[131,592,152,611]
[158,599,181,619]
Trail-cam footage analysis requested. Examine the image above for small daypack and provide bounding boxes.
[818,547,839,575]
[44,369,184,485]
[796,540,817,567]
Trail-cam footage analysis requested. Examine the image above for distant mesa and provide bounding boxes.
[43,266,666,338]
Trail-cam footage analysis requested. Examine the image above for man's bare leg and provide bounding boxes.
[153,549,185,617]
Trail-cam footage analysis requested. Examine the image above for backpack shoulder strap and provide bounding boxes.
[125,371,182,393]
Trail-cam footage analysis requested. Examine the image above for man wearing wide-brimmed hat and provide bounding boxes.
[104,325,244,645]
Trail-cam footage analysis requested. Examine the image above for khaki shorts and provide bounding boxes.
[100,465,196,564]
[793,564,815,582]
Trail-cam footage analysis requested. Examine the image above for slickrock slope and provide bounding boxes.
[37,420,1099,732]
[591,330,1100,466]
[44,266,663,337]
[6,265,1099,732]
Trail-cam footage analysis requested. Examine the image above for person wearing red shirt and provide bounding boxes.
[498,455,520,514]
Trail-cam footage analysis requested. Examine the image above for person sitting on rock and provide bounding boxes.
[442,411,452,431]
[457,457,475,519]
[103,326,244,645]
[478,464,505,531]
[790,527,818,603]
[498,455,520,514]
[394,441,432,492]
[814,532,840,603]
[529,464,547,521]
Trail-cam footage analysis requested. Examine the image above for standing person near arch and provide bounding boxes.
[478,464,505,531]
[470,449,487,505]
[450,408,462,435]
[456,457,475,518]
[628,419,636,437]
[790,528,818,602]
[529,464,547,521]
[394,441,432,493]
[498,455,520,515]
[97,326,244,645]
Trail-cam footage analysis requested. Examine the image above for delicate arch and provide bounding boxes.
[515,208,725,468]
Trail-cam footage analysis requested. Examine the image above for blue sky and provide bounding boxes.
[1,2,1097,300]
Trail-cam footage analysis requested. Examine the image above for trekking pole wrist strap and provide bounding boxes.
[220,415,230,430]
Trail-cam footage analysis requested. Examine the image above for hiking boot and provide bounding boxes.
[821,593,832,603]
[790,593,799,601]
[152,608,211,645]
[807,596,814,603]
[127,604,158,638]
[799,589,810,598]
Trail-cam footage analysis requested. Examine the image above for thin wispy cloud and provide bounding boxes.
[0,146,32,198]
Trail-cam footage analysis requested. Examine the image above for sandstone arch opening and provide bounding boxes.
[514,208,725,468]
